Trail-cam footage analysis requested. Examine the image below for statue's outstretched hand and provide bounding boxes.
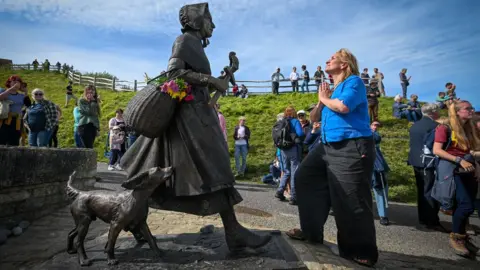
[208,76,229,93]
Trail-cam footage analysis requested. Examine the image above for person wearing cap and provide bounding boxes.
[233,116,250,177]
[297,109,311,156]
[271,67,285,95]
[370,121,390,226]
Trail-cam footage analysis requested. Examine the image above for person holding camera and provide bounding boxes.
[77,85,101,148]
[0,75,28,146]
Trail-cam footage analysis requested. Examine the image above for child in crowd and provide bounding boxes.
[436,92,451,109]
[262,156,282,185]
[108,126,126,171]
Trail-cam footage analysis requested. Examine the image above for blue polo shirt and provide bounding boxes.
[321,75,372,143]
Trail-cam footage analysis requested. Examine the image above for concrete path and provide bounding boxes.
[1,163,479,269]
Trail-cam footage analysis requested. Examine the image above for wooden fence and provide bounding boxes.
[1,63,375,95]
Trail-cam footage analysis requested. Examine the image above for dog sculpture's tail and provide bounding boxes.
[66,171,80,200]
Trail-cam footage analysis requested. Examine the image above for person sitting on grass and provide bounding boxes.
[407,94,422,119]
[393,94,418,122]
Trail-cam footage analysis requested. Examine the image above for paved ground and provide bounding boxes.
[1,163,479,269]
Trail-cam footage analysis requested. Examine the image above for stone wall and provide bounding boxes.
[0,147,97,225]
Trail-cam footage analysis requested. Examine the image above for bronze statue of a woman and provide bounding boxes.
[121,3,271,252]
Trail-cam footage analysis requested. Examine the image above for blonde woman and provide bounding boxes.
[23,88,58,147]
[287,49,378,267]
[399,68,411,98]
[433,100,480,257]
[77,85,101,148]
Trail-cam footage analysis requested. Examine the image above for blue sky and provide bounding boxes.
[0,0,479,108]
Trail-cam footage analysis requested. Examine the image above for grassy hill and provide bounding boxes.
[1,70,417,202]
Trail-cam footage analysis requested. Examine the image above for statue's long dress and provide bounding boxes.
[121,32,242,216]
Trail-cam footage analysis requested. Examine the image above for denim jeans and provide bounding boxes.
[301,80,309,92]
[401,110,418,122]
[127,135,137,149]
[401,83,408,99]
[373,184,389,218]
[277,145,302,200]
[234,144,248,174]
[29,130,51,147]
[452,174,478,234]
[74,131,84,148]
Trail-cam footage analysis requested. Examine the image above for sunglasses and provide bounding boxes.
[34,93,44,96]
[298,114,305,117]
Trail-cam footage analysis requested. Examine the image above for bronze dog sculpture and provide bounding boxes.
[66,167,173,266]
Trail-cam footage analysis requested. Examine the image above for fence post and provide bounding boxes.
[94,76,97,88]
[134,80,137,92]
[112,78,116,91]
[79,73,82,85]
[27,64,30,70]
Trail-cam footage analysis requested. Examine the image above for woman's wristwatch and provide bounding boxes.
[455,156,463,164]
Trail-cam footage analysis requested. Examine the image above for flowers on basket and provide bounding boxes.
[159,79,194,102]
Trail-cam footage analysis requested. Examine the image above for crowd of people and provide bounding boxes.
[255,49,480,265]
[0,76,137,171]
[31,58,74,75]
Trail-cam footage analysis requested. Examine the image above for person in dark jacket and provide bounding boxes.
[304,121,321,152]
[233,116,251,177]
[408,103,446,231]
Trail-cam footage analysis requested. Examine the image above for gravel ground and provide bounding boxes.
[97,163,480,268]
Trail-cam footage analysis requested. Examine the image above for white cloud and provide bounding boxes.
[1,0,479,103]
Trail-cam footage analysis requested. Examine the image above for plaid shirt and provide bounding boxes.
[38,100,58,130]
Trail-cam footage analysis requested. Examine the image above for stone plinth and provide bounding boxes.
[0,146,96,225]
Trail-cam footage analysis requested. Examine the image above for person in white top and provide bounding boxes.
[290,67,300,92]
[233,116,251,177]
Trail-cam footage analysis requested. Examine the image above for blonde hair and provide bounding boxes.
[334,48,360,85]
[436,116,449,125]
[401,68,407,73]
[31,88,45,99]
[284,106,297,118]
[446,101,480,151]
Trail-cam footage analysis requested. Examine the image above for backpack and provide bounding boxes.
[421,124,451,169]
[0,100,13,119]
[27,103,47,132]
[272,118,296,150]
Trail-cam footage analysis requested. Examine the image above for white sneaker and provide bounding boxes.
[108,165,115,171]
[115,164,123,171]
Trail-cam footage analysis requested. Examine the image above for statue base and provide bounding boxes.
[38,230,307,269]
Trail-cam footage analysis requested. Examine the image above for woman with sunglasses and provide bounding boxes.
[23,88,58,147]
[0,75,28,146]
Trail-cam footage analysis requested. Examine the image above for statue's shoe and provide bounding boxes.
[225,224,272,252]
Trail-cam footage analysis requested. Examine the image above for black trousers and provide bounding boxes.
[77,123,97,149]
[296,136,378,263]
[413,167,440,225]
[0,117,21,146]
[49,125,59,148]
[291,81,299,92]
[272,82,280,94]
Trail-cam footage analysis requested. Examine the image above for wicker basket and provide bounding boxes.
[124,84,177,138]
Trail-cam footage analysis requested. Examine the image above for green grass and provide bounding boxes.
[1,70,417,202]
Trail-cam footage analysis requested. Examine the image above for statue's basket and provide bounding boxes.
[124,83,178,138]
